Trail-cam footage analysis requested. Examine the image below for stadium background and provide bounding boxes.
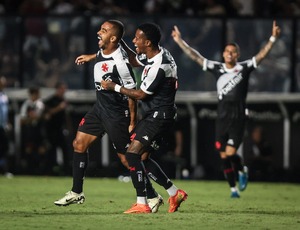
[1,0,300,182]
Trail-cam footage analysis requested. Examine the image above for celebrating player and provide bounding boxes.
[171,20,280,197]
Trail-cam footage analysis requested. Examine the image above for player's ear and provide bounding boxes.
[145,39,151,47]
[110,35,117,43]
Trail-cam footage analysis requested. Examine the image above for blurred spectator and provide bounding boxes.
[237,0,254,15]
[96,0,128,15]
[48,0,74,14]
[43,82,72,175]
[19,0,48,15]
[20,86,46,174]
[0,76,12,176]
[270,0,294,16]
[243,125,273,181]
[204,0,226,15]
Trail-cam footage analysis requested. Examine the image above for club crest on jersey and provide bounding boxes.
[143,67,150,76]
[101,63,109,72]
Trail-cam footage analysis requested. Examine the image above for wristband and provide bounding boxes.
[114,84,121,93]
[269,36,276,43]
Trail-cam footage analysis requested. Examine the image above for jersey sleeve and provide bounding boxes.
[240,57,257,69]
[114,58,136,89]
[203,59,222,71]
[140,66,164,95]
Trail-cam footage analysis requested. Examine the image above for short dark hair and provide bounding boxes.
[137,23,161,47]
[28,86,39,95]
[55,81,66,89]
[226,42,240,54]
[107,19,124,41]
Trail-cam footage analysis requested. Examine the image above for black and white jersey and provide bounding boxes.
[94,46,136,118]
[203,57,257,102]
[136,47,178,118]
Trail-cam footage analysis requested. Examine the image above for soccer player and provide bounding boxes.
[171,21,281,197]
[101,22,188,213]
[54,20,161,211]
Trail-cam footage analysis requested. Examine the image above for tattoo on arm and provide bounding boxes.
[255,41,274,65]
[178,40,205,66]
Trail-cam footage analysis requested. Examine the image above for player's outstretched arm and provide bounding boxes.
[101,80,147,100]
[171,25,205,67]
[75,54,97,65]
[255,20,281,65]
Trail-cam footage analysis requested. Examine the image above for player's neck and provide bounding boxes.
[225,62,236,69]
[146,48,160,59]
[102,45,118,55]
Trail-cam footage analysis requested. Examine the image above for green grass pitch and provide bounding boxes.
[1,176,300,230]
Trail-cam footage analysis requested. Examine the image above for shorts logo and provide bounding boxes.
[142,135,149,141]
[215,141,221,150]
[227,139,234,145]
[79,118,85,126]
[137,170,143,182]
[150,140,159,150]
[129,166,136,171]
[130,133,136,141]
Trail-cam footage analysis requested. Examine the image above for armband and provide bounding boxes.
[269,36,276,43]
[114,84,121,93]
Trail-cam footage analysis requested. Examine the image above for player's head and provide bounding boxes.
[133,23,161,54]
[97,20,124,49]
[106,19,125,42]
[223,42,240,65]
[55,81,67,97]
[138,23,161,47]
[28,86,40,100]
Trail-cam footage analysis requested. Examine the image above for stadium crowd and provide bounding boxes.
[0,0,300,17]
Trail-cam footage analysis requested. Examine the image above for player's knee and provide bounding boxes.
[73,138,87,153]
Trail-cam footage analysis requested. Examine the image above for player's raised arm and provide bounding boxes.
[255,20,281,65]
[75,54,97,65]
[171,25,205,67]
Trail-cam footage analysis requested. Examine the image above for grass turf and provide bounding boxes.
[1,176,300,230]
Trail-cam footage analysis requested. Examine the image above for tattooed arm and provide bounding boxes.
[255,20,281,65]
[171,25,206,67]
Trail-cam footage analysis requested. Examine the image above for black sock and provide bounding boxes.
[143,158,173,190]
[230,154,243,172]
[125,152,146,197]
[144,175,157,199]
[223,158,236,187]
[72,152,88,194]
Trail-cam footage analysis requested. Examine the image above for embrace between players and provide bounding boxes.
[54,19,280,213]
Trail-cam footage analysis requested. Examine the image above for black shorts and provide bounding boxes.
[215,101,247,151]
[78,105,130,154]
[215,117,246,152]
[131,115,175,153]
